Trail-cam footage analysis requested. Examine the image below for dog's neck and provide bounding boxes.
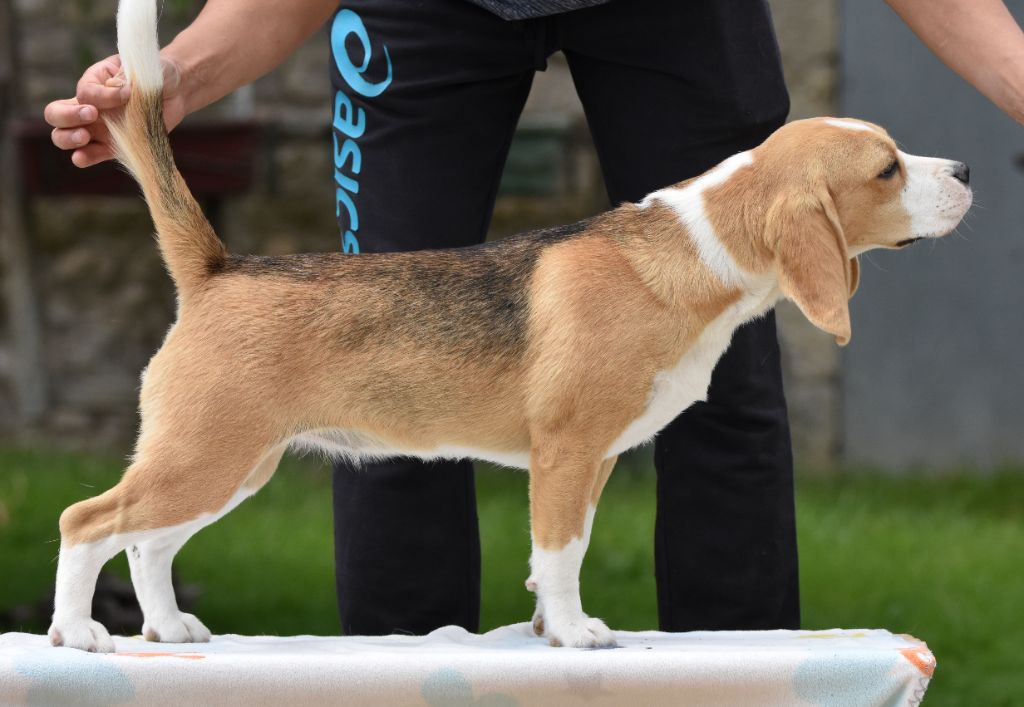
[604,199,780,320]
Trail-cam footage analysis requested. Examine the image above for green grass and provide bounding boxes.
[2,447,1022,706]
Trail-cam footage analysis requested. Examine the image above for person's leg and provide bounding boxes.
[653,313,798,631]
[561,0,799,631]
[328,0,538,635]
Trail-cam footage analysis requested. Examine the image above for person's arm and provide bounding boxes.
[44,0,337,167]
[161,0,338,115]
[886,0,1024,124]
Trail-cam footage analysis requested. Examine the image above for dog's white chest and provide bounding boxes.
[606,292,775,458]
[606,324,730,457]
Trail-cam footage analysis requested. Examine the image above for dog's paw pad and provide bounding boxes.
[48,618,115,653]
[143,612,211,644]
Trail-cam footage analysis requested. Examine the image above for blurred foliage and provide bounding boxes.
[1,447,1022,706]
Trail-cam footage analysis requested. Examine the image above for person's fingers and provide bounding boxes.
[84,55,123,84]
[77,79,130,110]
[51,127,92,151]
[86,119,112,145]
[71,143,116,168]
[76,56,130,109]
[43,98,98,129]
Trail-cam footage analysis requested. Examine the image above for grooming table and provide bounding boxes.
[0,624,934,706]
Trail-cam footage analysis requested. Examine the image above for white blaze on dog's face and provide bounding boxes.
[897,151,973,243]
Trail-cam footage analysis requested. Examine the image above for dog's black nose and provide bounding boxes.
[951,162,970,184]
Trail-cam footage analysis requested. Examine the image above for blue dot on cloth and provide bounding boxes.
[793,651,904,707]
[15,651,134,706]
[421,667,519,707]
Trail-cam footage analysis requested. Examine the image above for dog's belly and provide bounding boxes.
[290,428,389,460]
[291,429,531,469]
[429,445,531,469]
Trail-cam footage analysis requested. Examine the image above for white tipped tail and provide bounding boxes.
[108,0,226,295]
[117,0,163,93]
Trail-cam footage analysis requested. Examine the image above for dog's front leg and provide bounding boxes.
[526,448,617,648]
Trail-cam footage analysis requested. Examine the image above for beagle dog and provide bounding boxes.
[48,0,972,652]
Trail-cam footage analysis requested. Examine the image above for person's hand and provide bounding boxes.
[43,54,187,168]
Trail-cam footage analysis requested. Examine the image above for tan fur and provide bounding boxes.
[520,213,742,547]
[57,118,928,548]
[700,118,916,344]
[243,444,289,493]
[105,91,227,295]
[590,456,617,506]
[54,109,967,646]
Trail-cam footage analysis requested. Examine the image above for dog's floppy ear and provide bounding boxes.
[768,190,858,346]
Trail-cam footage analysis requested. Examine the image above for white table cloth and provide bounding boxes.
[0,623,934,706]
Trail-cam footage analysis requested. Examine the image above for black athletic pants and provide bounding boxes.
[328,0,799,635]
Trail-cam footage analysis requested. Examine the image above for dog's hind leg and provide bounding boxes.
[125,443,287,643]
[127,531,210,644]
[48,530,128,652]
[49,433,281,652]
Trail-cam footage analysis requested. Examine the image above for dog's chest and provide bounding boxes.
[606,291,775,457]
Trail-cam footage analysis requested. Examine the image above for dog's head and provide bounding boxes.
[747,117,972,345]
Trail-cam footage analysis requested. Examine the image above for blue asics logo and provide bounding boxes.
[331,9,393,254]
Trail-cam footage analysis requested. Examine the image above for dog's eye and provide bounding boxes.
[878,160,899,179]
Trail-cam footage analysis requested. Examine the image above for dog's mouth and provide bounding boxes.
[896,237,924,248]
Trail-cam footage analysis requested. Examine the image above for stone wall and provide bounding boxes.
[1,0,841,468]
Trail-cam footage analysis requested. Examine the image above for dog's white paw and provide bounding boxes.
[143,612,211,644]
[545,615,616,649]
[48,617,116,653]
